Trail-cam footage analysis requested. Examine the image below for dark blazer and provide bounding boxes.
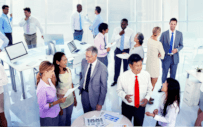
[79,58,108,108]
[160,30,183,64]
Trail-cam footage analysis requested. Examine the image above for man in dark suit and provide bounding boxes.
[158,18,183,92]
[79,46,108,113]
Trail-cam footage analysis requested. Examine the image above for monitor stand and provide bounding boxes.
[13,61,23,65]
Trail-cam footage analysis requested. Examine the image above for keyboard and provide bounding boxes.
[26,61,38,67]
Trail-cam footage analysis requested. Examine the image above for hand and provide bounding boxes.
[122,52,126,54]
[59,97,67,103]
[74,97,77,107]
[57,94,64,99]
[59,108,63,116]
[153,109,158,115]
[125,95,133,103]
[145,112,155,117]
[10,13,12,17]
[140,98,148,107]
[158,53,161,58]
[107,47,111,52]
[172,49,178,54]
[119,30,125,36]
[41,36,44,39]
[25,17,29,20]
[96,104,102,111]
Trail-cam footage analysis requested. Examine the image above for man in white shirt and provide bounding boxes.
[117,54,153,126]
[19,7,44,49]
[0,31,9,52]
[71,4,84,41]
[111,18,134,86]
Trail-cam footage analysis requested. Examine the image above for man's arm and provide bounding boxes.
[36,18,44,35]
[117,76,127,100]
[0,18,4,34]
[19,18,26,27]
[98,67,108,105]
[144,72,153,101]
[0,32,9,51]
[177,32,183,52]
[70,14,75,33]
[111,27,122,43]
[89,16,100,31]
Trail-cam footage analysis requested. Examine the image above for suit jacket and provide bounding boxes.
[160,30,183,64]
[79,58,108,108]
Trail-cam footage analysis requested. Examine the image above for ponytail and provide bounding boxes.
[36,73,42,86]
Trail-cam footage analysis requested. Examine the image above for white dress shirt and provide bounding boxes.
[71,12,84,33]
[111,27,135,50]
[19,16,44,35]
[83,59,98,89]
[117,70,153,107]
[0,31,9,51]
[0,64,8,94]
[169,29,176,51]
[154,94,179,127]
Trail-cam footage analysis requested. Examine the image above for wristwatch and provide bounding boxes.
[50,103,54,107]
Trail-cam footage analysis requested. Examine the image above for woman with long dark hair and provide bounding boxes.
[53,52,77,126]
[146,78,180,127]
[36,61,66,126]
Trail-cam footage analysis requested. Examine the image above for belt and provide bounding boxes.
[75,29,83,32]
[25,33,36,36]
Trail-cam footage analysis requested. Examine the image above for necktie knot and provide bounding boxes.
[90,64,92,67]
[172,32,174,35]
[135,76,138,78]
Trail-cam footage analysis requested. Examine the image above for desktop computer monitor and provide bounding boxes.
[44,34,64,45]
[5,41,28,63]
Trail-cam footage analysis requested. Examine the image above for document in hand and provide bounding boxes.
[106,42,116,48]
[64,85,79,97]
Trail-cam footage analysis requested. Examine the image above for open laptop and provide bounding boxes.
[67,40,80,54]
[5,42,38,66]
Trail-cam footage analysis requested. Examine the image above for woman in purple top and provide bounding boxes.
[36,61,66,126]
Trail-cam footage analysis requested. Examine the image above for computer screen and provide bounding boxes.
[5,42,28,61]
[67,41,77,53]
[44,34,64,45]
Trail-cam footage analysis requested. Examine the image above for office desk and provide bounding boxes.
[0,43,92,99]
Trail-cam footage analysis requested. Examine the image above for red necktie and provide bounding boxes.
[134,76,140,108]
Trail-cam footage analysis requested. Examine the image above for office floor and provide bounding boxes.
[2,46,200,127]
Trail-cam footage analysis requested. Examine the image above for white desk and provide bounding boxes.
[0,43,92,99]
[186,70,203,82]
[71,111,133,127]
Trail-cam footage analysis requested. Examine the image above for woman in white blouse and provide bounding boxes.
[0,64,8,127]
[146,78,180,127]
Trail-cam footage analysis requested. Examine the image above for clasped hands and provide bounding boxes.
[125,94,148,107]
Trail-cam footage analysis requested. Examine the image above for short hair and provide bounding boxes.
[121,18,128,24]
[99,23,108,33]
[77,4,82,8]
[95,6,101,14]
[128,54,142,65]
[137,32,144,45]
[152,26,161,36]
[2,5,9,9]
[24,7,31,13]
[86,46,98,56]
[170,18,177,23]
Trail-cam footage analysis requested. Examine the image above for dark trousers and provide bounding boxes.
[114,48,129,82]
[81,90,96,113]
[40,115,59,126]
[73,30,83,41]
[98,56,108,67]
[5,33,12,46]
[59,104,74,126]
[161,55,178,84]
[156,121,161,126]
[122,102,146,126]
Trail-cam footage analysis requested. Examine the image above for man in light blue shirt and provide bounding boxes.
[0,5,12,46]
[89,6,103,38]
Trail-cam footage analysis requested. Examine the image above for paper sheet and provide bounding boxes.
[99,110,123,124]
[64,85,79,97]
[116,54,130,59]
[84,117,106,127]
[106,42,116,48]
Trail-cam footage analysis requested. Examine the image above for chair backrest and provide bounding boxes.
[73,54,85,68]
[47,41,56,55]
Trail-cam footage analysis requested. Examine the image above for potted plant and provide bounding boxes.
[196,67,202,76]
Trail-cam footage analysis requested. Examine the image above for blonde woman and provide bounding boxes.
[36,61,66,126]
[146,27,165,104]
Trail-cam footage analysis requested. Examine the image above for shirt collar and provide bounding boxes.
[2,13,7,17]
[169,29,176,35]
[98,32,105,39]
[40,78,52,87]
[28,15,32,19]
[90,59,97,67]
